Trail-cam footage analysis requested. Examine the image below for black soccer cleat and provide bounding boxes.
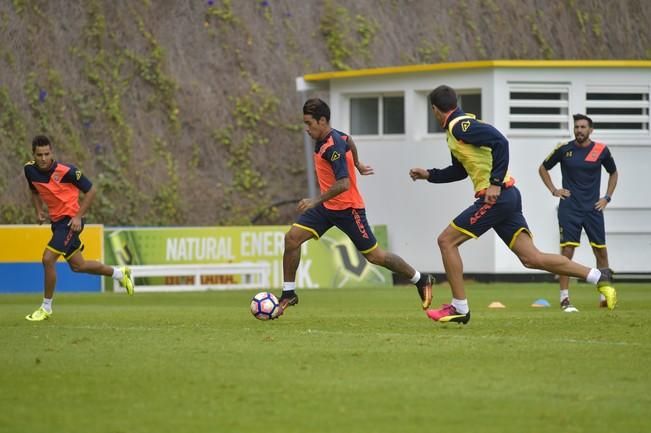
[597,267,613,287]
[277,290,299,316]
[560,297,579,313]
[415,273,434,310]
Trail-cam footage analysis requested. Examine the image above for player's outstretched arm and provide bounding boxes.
[409,168,429,181]
[347,136,374,175]
[411,155,467,184]
[356,161,374,175]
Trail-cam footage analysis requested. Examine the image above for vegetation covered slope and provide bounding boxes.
[1,0,649,225]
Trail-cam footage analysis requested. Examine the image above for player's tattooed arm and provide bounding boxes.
[297,178,350,212]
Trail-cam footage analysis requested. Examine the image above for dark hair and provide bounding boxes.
[32,135,52,152]
[303,98,330,122]
[429,85,458,112]
[573,114,593,127]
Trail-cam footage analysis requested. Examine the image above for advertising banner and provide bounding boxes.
[104,226,392,290]
[0,224,104,293]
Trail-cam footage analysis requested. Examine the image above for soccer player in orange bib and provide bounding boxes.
[277,99,432,314]
[23,135,135,321]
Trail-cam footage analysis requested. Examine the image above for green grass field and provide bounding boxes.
[2,282,650,433]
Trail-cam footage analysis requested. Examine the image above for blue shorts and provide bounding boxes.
[294,205,378,253]
[452,186,531,249]
[47,216,85,260]
[558,206,606,248]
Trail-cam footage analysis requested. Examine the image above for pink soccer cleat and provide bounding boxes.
[426,304,471,324]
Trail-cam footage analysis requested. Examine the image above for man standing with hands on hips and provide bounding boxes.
[539,114,618,312]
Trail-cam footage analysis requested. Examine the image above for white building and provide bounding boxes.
[298,60,651,278]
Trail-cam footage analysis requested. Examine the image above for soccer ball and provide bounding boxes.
[250,292,280,320]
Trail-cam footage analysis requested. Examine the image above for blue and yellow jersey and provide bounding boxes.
[313,129,365,210]
[428,108,513,196]
[542,140,616,211]
[24,161,93,222]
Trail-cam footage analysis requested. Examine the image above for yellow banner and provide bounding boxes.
[0,225,103,262]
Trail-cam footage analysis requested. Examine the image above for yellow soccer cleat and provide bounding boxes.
[25,306,51,322]
[598,285,617,310]
[120,266,135,295]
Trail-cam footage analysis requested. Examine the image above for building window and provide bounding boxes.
[585,88,649,131]
[350,95,404,135]
[350,97,379,135]
[508,85,569,133]
[383,96,404,134]
[427,92,482,133]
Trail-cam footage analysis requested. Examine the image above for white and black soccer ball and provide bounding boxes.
[250,291,280,320]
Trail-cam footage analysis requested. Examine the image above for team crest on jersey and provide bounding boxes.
[75,170,82,180]
[461,120,471,132]
[330,151,340,161]
[53,175,60,182]
[565,151,573,158]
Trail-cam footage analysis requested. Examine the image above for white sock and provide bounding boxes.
[560,289,569,302]
[42,298,53,313]
[585,268,602,284]
[410,271,421,284]
[452,298,469,314]
[282,282,296,292]
[112,267,123,280]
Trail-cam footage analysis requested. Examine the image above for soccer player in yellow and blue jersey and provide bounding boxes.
[23,135,135,321]
[409,85,616,325]
[277,99,432,314]
[539,114,618,312]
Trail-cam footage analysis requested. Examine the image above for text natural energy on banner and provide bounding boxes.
[104,226,392,290]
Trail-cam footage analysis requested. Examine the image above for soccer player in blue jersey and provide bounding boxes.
[539,114,618,312]
[409,85,616,325]
[24,135,135,321]
[277,98,433,314]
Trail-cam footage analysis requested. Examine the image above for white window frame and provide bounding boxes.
[507,83,571,136]
[346,93,405,138]
[585,85,650,135]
